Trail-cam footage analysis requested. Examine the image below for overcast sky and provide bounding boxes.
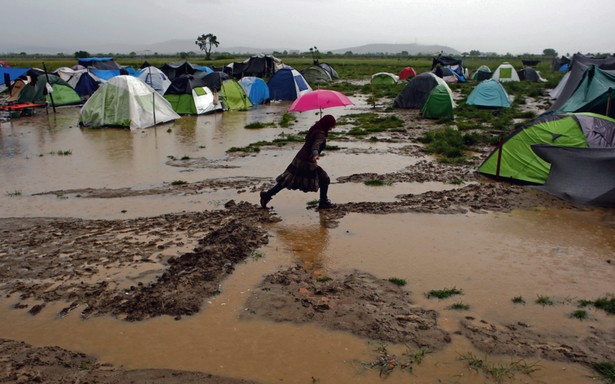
[2,0,613,55]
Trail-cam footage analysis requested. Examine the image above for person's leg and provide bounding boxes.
[317,169,336,209]
[260,183,283,208]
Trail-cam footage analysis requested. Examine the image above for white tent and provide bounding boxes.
[135,66,171,95]
[492,62,520,82]
[79,75,180,130]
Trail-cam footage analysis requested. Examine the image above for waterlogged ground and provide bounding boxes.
[0,97,614,383]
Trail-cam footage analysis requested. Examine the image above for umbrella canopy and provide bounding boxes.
[288,89,352,116]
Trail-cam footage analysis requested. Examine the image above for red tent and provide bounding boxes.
[0,61,11,68]
[399,66,417,80]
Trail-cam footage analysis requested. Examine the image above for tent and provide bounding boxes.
[432,56,466,82]
[548,54,615,111]
[533,144,615,206]
[466,79,511,108]
[393,72,452,109]
[550,65,615,118]
[74,71,101,99]
[161,61,199,80]
[238,76,270,105]
[164,74,222,115]
[399,67,417,80]
[78,57,122,70]
[135,66,171,95]
[220,78,252,111]
[301,66,332,84]
[421,84,454,120]
[371,72,399,85]
[472,65,492,81]
[242,55,283,78]
[197,71,231,92]
[478,112,615,184]
[319,63,339,79]
[79,75,180,129]
[518,67,547,82]
[9,71,81,106]
[45,75,82,106]
[267,67,312,101]
[492,62,520,82]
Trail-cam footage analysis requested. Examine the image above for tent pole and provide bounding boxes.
[606,88,613,117]
[495,135,504,180]
[42,62,56,113]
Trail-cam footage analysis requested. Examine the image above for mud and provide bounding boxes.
[0,97,613,382]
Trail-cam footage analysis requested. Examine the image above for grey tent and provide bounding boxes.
[532,144,615,206]
[393,72,448,109]
[301,65,332,84]
[548,54,615,110]
[517,67,546,82]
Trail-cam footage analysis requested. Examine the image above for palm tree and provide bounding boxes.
[195,34,220,60]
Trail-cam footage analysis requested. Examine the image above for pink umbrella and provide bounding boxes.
[288,89,353,117]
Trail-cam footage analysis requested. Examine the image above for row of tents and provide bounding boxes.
[476,54,615,206]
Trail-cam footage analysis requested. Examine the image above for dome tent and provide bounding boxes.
[393,72,453,109]
[466,79,511,108]
[421,84,454,120]
[163,74,222,115]
[79,75,180,129]
[492,62,520,82]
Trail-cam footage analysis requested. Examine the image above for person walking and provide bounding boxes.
[260,114,337,209]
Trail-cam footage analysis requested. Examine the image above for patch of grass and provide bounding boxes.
[167,155,177,160]
[448,302,470,311]
[449,178,464,185]
[364,179,389,186]
[458,352,541,384]
[6,190,21,197]
[426,287,463,299]
[316,276,332,282]
[227,140,272,153]
[388,278,407,287]
[418,127,467,161]
[50,150,72,155]
[245,121,276,129]
[512,296,526,305]
[592,362,615,383]
[360,343,422,378]
[578,295,615,315]
[180,155,190,160]
[569,309,589,320]
[535,295,554,307]
[306,199,319,208]
[251,250,264,260]
[170,180,188,186]
[279,113,296,128]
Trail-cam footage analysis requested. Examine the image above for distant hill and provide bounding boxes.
[0,40,460,56]
[329,43,460,55]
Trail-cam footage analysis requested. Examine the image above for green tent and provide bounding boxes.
[421,84,454,119]
[17,73,81,106]
[371,72,398,85]
[477,113,615,184]
[220,79,252,111]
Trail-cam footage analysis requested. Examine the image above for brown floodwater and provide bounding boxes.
[0,105,613,383]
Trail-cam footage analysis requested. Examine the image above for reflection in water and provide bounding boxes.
[272,213,330,278]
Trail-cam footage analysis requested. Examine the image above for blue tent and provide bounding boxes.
[0,67,30,85]
[90,69,121,81]
[466,79,511,108]
[267,67,311,100]
[74,72,100,98]
[238,76,270,105]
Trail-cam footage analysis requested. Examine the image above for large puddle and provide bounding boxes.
[0,105,613,383]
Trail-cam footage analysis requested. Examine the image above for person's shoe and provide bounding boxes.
[318,200,337,209]
[260,191,271,208]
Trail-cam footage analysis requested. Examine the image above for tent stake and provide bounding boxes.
[42,62,56,113]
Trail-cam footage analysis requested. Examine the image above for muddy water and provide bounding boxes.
[1,105,613,383]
